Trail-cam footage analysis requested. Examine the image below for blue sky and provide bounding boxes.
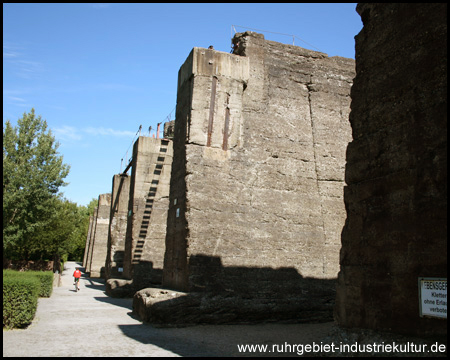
[3,3,362,207]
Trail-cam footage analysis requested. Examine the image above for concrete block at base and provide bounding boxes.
[132,287,336,327]
[53,272,62,287]
[106,278,136,298]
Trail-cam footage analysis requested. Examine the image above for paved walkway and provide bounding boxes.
[3,261,334,357]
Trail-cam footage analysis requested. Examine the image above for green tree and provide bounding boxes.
[72,197,99,260]
[86,197,98,216]
[34,197,86,261]
[3,109,70,260]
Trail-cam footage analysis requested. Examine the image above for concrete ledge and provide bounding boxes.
[106,278,136,298]
[53,272,62,287]
[133,287,335,327]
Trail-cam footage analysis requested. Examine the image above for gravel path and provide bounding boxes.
[3,261,334,357]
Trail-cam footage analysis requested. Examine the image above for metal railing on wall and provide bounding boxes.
[120,125,142,174]
[119,106,176,174]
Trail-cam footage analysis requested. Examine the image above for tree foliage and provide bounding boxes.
[34,197,86,261]
[3,109,70,260]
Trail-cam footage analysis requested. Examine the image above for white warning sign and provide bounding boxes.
[419,278,447,319]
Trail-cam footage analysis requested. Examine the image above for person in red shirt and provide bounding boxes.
[73,268,82,291]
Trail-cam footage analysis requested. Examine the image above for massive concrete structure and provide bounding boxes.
[82,215,95,270]
[122,136,173,288]
[87,193,112,278]
[164,32,354,290]
[134,32,354,324]
[84,211,97,274]
[105,174,130,279]
[335,3,447,338]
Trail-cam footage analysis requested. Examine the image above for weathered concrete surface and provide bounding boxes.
[84,210,97,274]
[164,120,175,139]
[106,277,135,298]
[335,3,447,338]
[89,193,112,278]
[82,215,94,269]
[105,174,130,280]
[134,259,337,326]
[122,137,173,288]
[160,33,354,324]
[3,261,338,357]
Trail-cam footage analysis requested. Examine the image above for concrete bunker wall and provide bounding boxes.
[335,3,447,337]
[88,193,111,278]
[163,32,355,303]
[82,215,95,270]
[105,174,130,279]
[122,136,173,288]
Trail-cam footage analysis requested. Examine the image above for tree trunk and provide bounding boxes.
[52,253,61,273]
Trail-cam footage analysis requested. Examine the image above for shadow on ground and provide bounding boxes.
[118,324,237,357]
